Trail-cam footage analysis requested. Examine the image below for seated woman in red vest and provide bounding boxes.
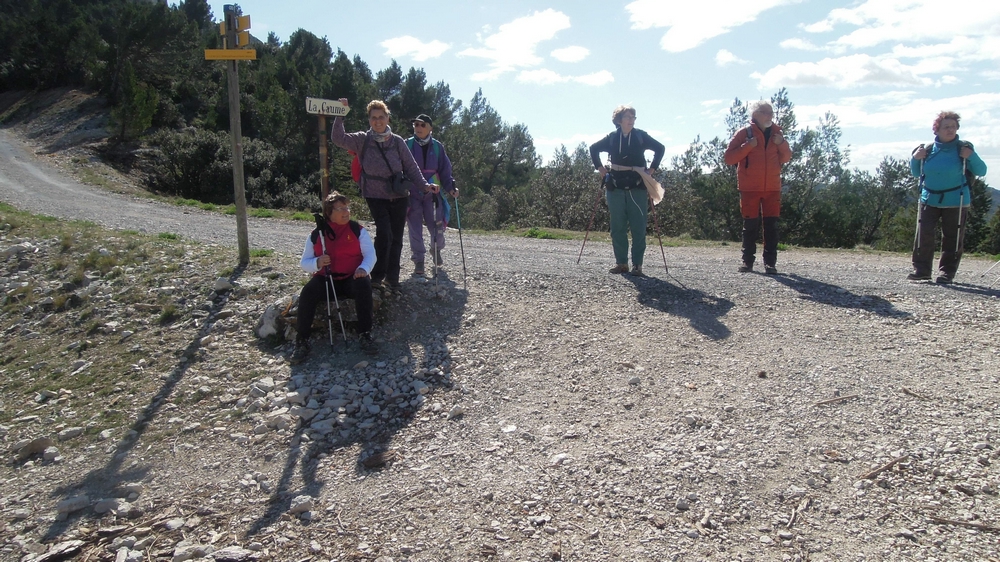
[291,191,377,363]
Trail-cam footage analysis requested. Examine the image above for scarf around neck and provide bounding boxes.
[415,134,432,147]
[372,126,392,143]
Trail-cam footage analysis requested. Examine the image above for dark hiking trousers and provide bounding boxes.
[742,216,779,267]
[912,203,967,278]
[365,197,408,285]
[296,274,374,340]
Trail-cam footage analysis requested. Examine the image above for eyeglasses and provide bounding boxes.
[368,114,388,122]
[413,122,429,128]
[332,206,350,213]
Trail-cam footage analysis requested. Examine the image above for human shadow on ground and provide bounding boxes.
[38,264,248,542]
[246,266,467,536]
[937,280,1000,298]
[625,274,733,340]
[768,273,911,317]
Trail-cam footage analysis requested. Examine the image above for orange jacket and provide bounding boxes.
[724,122,792,192]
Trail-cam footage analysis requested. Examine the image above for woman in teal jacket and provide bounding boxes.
[908,111,987,284]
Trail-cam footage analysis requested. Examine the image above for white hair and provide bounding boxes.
[750,100,773,115]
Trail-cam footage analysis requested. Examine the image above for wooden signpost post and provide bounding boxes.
[205,4,255,265]
[305,98,350,200]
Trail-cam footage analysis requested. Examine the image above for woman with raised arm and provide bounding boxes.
[330,99,433,291]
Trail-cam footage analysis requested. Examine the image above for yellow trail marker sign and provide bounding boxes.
[306,97,350,117]
[205,49,257,61]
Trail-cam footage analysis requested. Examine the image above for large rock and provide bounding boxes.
[288,495,314,514]
[14,437,55,460]
[56,495,90,514]
[212,546,258,561]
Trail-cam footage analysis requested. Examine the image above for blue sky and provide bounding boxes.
[209,0,1000,187]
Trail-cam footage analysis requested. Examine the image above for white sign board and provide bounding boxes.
[306,97,350,117]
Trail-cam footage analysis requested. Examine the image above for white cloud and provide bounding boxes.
[892,36,1000,66]
[780,38,820,51]
[625,0,800,52]
[516,69,613,86]
[795,92,1000,132]
[551,46,589,63]
[806,0,1000,50]
[752,54,929,89]
[458,9,571,81]
[518,69,565,85]
[715,49,747,66]
[380,36,451,62]
[575,71,614,86]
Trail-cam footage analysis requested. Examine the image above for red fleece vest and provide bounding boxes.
[312,220,363,279]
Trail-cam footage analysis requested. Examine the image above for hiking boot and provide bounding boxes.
[609,263,629,274]
[630,265,645,277]
[935,274,953,285]
[412,261,424,277]
[289,340,310,365]
[359,332,378,356]
[434,249,444,266]
[764,265,778,275]
[738,262,753,273]
[906,272,931,281]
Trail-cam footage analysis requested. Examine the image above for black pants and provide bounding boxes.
[913,203,967,278]
[366,196,408,285]
[296,274,373,340]
[742,216,779,267]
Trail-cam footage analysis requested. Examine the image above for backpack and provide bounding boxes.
[348,150,361,183]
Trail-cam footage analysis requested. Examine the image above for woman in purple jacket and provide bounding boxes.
[331,98,433,289]
[405,113,457,276]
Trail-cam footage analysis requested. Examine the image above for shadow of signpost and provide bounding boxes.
[37,265,248,542]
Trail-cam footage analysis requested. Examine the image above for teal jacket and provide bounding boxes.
[910,136,987,208]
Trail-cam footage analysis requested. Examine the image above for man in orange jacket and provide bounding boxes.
[724,101,792,274]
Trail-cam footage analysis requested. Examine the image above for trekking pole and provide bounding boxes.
[454,186,467,289]
[957,146,969,253]
[914,149,925,251]
[325,276,348,343]
[982,258,1000,287]
[317,230,347,344]
[322,277,334,347]
[431,193,440,288]
[647,194,668,274]
[956,191,964,253]
[577,174,607,264]
[982,259,1000,278]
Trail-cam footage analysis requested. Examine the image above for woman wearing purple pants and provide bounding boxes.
[404,113,456,276]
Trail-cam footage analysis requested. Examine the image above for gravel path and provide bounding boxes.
[3,126,1000,561]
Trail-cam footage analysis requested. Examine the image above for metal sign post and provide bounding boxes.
[305,98,350,200]
[205,4,255,264]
